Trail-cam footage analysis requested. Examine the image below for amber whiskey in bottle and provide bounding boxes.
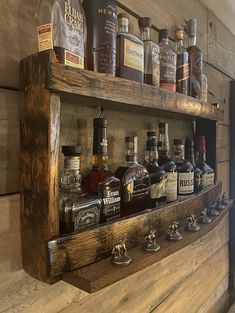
[138,17,160,86]
[59,146,101,234]
[37,0,86,69]
[175,29,189,95]
[159,29,177,91]
[83,118,121,223]
[116,13,144,83]
[196,136,215,189]
[115,136,150,216]
[185,139,203,193]
[83,0,117,75]
[187,18,203,99]
[158,123,178,202]
[144,131,167,207]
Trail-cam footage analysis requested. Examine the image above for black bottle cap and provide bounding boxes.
[93,118,107,128]
[159,29,168,42]
[188,18,197,37]
[159,122,169,131]
[174,139,185,145]
[138,17,151,28]
[62,146,82,156]
[147,130,157,137]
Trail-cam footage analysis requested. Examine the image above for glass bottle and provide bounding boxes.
[196,135,215,189]
[175,29,189,95]
[36,0,86,68]
[187,18,203,99]
[185,139,203,193]
[201,74,208,102]
[157,123,178,202]
[83,0,117,75]
[144,131,167,207]
[59,146,101,234]
[159,29,177,92]
[116,13,144,83]
[138,17,160,86]
[173,139,194,196]
[115,136,150,216]
[83,118,121,223]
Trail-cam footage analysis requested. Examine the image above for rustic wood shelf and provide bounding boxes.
[20,51,224,121]
[62,200,232,293]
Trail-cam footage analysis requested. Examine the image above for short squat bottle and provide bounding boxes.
[116,13,144,83]
[37,0,86,68]
[115,136,150,216]
[144,131,167,207]
[60,146,101,234]
[173,139,194,196]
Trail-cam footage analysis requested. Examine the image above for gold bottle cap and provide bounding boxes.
[175,29,184,40]
[118,13,129,29]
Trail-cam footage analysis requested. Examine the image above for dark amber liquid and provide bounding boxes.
[187,45,202,98]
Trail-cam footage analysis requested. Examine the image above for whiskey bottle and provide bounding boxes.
[83,118,121,223]
[157,123,178,202]
[116,13,144,83]
[36,0,86,68]
[201,74,208,102]
[185,139,203,193]
[196,136,215,189]
[175,29,189,95]
[159,29,177,91]
[173,139,194,196]
[60,146,101,234]
[138,17,160,86]
[83,0,117,75]
[144,131,167,207]
[115,136,150,216]
[187,18,203,99]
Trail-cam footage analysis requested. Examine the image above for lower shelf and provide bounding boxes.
[62,200,232,293]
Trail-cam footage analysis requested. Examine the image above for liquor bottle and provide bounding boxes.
[201,74,208,102]
[173,139,194,196]
[144,131,167,207]
[115,136,150,216]
[36,0,86,69]
[83,0,117,75]
[83,118,121,223]
[159,29,177,91]
[187,18,203,99]
[157,123,178,202]
[175,29,189,95]
[196,135,215,189]
[116,13,144,83]
[138,17,160,86]
[59,146,101,234]
[185,139,203,193]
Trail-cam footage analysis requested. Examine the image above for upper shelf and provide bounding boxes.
[20,51,224,121]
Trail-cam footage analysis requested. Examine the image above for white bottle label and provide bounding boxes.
[178,172,194,194]
[166,172,177,202]
[150,178,167,200]
[202,173,214,189]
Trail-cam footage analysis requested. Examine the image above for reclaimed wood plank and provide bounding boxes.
[217,162,230,196]
[217,124,230,162]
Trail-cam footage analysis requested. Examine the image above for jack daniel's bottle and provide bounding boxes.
[36,0,86,68]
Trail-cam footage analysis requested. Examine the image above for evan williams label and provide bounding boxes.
[64,2,84,32]
[102,188,121,220]
[124,39,144,72]
[178,172,194,194]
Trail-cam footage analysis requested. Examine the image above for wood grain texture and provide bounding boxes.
[48,183,222,277]
[217,162,230,196]
[217,124,230,162]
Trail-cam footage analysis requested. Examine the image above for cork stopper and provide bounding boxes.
[138,17,151,29]
[118,13,129,32]
[159,29,168,42]
[188,18,197,37]
[175,28,184,40]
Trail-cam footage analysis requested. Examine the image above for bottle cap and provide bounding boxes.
[93,118,107,128]
[175,29,184,40]
[138,17,151,28]
[62,146,82,156]
[159,29,168,42]
[188,18,197,37]
[147,130,157,137]
[159,122,169,131]
[118,13,129,28]
[174,139,185,145]
[125,136,138,154]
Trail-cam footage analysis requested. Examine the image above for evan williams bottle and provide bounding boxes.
[83,0,117,75]
[37,0,85,69]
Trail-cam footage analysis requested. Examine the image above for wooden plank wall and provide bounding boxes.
[0,0,233,312]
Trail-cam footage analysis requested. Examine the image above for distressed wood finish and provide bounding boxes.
[20,53,60,282]
[48,183,222,277]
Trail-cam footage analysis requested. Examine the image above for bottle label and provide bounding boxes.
[195,172,203,190]
[201,80,208,102]
[128,183,150,199]
[150,177,167,200]
[176,53,189,93]
[202,173,214,189]
[74,207,100,231]
[64,50,84,69]
[37,23,53,52]
[160,51,176,91]
[152,44,160,86]
[102,187,121,221]
[124,39,144,72]
[178,172,194,194]
[166,172,177,202]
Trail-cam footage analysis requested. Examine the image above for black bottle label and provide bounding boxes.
[178,172,194,194]
[127,183,150,200]
[74,207,100,231]
[102,187,121,221]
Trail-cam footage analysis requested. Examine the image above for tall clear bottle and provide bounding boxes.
[36,0,86,68]
[138,17,160,86]
[159,29,177,91]
[187,18,203,99]
[115,136,150,216]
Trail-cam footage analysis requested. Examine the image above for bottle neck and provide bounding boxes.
[145,149,159,165]
[118,24,129,33]
[185,148,196,167]
[61,156,82,192]
[126,154,138,166]
[188,35,196,47]
[158,131,170,158]
[140,27,151,41]
[176,39,184,50]
[92,154,109,171]
[173,145,185,163]
[198,151,206,164]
